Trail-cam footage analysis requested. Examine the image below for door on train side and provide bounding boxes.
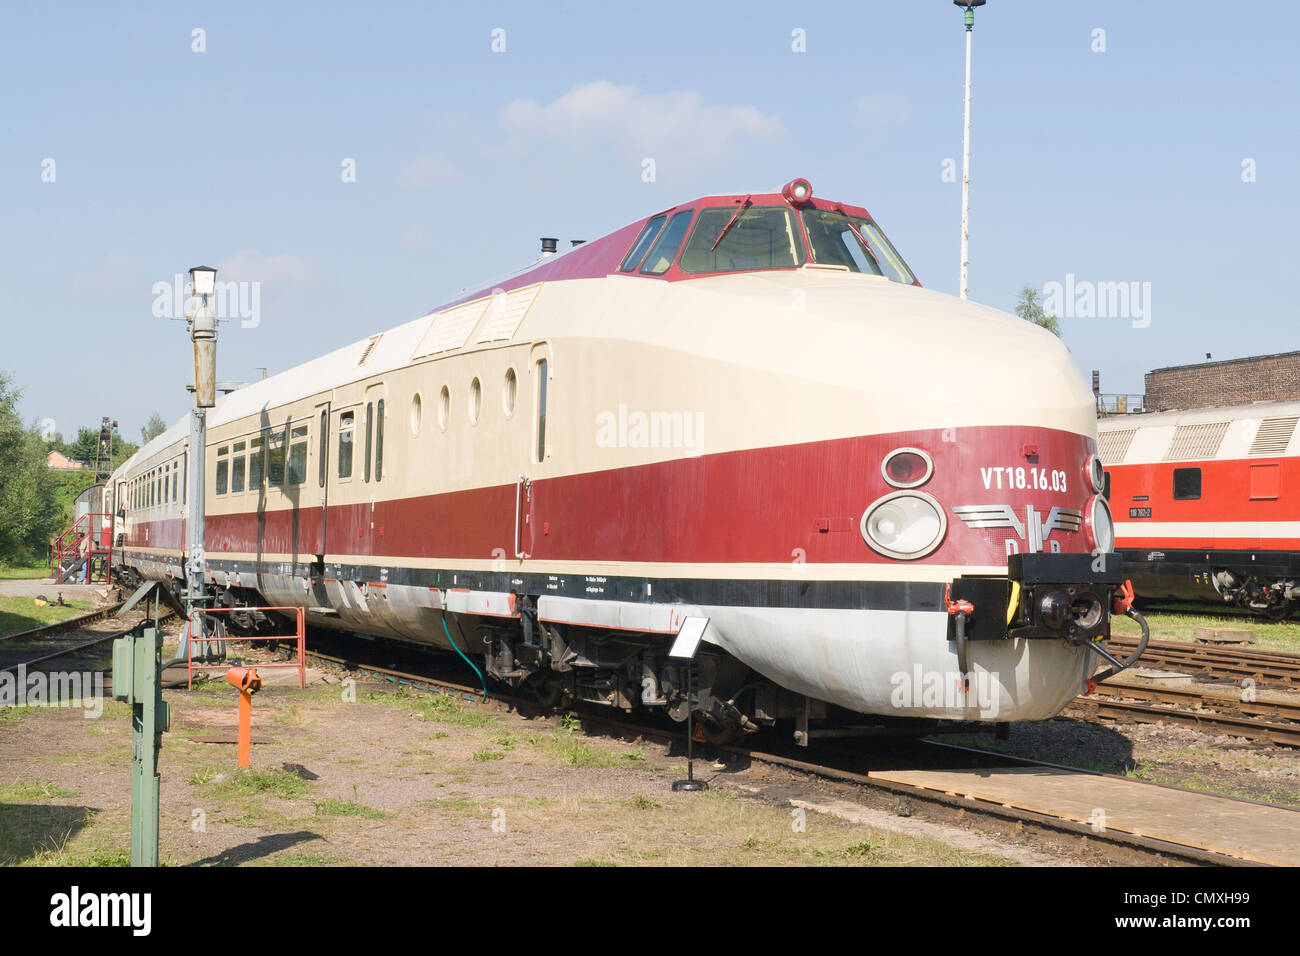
[313,401,331,559]
[361,383,387,556]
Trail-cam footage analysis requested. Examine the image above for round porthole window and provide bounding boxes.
[410,393,422,435]
[503,367,517,416]
[469,377,482,424]
[438,386,450,430]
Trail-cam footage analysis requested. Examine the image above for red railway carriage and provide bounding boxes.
[1098,402,1300,618]
[108,180,1139,744]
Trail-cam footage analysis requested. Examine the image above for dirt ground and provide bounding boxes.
[1,646,1064,867]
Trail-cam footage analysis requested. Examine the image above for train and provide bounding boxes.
[1098,399,1300,619]
[106,178,1142,744]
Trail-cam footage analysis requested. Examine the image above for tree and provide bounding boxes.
[0,372,61,561]
[141,412,167,445]
[1014,284,1062,337]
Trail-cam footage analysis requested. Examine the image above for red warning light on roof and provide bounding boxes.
[781,179,813,204]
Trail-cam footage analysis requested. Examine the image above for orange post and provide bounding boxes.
[224,666,262,768]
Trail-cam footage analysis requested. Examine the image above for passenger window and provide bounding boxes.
[267,430,286,487]
[232,441,246,493]
[215,446,229,496]
[338,412,354,479]
[1172,467,1201,500]
[249,436,265,489]
[288,425,308,485]
[364,402,373,483]
[619,214,667,272]
[536,358,548,463]
[639,210,694,275]
[375,399,385,482]
[172,462,179,502]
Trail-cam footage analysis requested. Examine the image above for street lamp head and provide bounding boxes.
[953,1,987,7]
[189,265,218,297]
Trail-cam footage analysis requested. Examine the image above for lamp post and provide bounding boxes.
[955,0,986,301]
[183,266,219,662]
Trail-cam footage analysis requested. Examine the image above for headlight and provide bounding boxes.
[1086,454,1105,494]
[860,491,947,560]
[1087,494,1114,552]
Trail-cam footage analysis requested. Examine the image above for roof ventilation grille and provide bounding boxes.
[357,334,383,366]
[1249,416,1299,456]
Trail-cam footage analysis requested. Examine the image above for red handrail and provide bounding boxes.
[186,606,306,690]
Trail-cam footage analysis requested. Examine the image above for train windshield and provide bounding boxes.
[678,205,806,274]
[800,208,916,285]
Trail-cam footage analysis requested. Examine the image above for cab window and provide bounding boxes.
[639,210,694,275]
[678,205,805,274]
[1173,467,1201,500]
[619,214,667,272]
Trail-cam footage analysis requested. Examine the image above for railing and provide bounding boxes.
[186,606,306,690]
[1096,393,1147,416]
[51,512,114,584]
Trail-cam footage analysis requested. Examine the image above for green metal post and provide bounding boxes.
[112,591,171,867]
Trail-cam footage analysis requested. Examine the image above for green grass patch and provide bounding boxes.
[314,798,391,819]
[0,559,53,581]
[0,779,77,801]
[627,794,660,810]
[214,767,310,800]
[0,596,96,637]
[361,688,496,727]
[0,706,35,725]
[1113,611,1300,654]
[472,749,506,762]
[188,764,218,786]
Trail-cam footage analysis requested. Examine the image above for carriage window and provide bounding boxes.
[318,409,328,488]
[288,425,308,485]
[619,214,667,272]
[639,209,694,275]
[232,441,246,493]
[678,205,806,274]
[536,358,548,463]
[267,430,286,486]
[172,462,179,502]
[364,402,373,483]
[249,436,264,489]
[215,446,229,496]
[338,412,354,479]
[1172,467,1201,500]
[375,399,385,482]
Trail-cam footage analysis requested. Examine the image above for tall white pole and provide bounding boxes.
[959,12,974,300]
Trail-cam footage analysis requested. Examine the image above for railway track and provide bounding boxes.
[1109,635,1300,688]
[1074,680,1300,748]
[0,602,173,676]
[286,639,1300,866]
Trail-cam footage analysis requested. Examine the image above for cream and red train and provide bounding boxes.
[108,179,1137,742]
[1098,400,1300,619]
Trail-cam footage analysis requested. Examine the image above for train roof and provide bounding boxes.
[1096,399,1300,465]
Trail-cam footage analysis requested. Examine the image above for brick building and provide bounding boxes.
[1144,350,1300,412]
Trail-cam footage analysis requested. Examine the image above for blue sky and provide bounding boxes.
[3,0,1296,441]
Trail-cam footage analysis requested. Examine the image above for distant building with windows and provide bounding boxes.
[46,451,85,471]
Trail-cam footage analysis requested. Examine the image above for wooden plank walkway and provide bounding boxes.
[870,766,1300,866]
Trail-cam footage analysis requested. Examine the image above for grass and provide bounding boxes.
[361,688,497,727]
[627,794,660,810]
[0,779,77,801]
[314,798,392,819]
[0,558,53,581]
[211,767,311,800]
[522,728,652,769]
[1113,610,1300,654]
[0,595,95,637]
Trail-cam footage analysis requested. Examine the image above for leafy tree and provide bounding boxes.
[141,411,167,445]
[1014,284,1062,337]
[0,372,61,561]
